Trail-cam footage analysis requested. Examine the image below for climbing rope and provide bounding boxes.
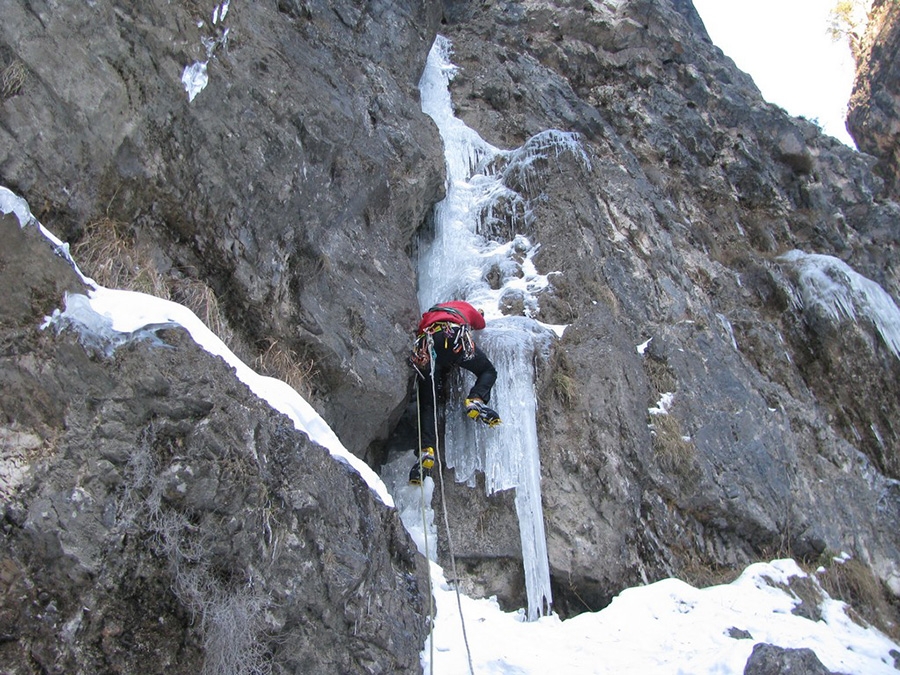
[415,350,475,675]
[415,381,435,675]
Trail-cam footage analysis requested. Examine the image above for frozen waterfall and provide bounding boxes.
[415,35,587,621]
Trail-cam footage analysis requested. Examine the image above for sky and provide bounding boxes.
[3,184,899,674]
[692,0,858,147]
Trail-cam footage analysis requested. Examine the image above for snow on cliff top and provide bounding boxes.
[1,186,392,507]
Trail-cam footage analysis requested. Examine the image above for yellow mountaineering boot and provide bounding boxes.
[465,398,501,427]
[409,446,435,485]
[420,446,435,469]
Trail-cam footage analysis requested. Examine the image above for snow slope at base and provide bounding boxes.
[422,558,898,675]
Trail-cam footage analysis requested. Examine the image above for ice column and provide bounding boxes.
[444,317,553,619]
[417,35,583,620]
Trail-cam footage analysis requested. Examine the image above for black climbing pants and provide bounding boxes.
[418,326,497,451]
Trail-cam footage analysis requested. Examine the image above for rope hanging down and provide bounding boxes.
[415,341,475,674]
[415,381,436,674]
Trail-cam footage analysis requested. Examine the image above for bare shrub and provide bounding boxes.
[117,424,162,528]
[121,423,274,675]
[0,426,43,503]
[199,586,272,675]
[828,0,873,56]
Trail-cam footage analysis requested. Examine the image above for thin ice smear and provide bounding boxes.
[181,1,232,101]
[181,61,208,102]
[780,250,900,358]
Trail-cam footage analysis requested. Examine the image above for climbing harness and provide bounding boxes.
[410,330,437,376]
[415,365,475,675]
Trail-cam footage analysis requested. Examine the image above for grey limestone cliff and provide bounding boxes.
[409,0,900,619]
[2,0,900,671]
[848,0,900,194]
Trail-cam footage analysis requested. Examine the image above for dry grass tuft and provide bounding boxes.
[1,59,27,98]
[816,556,900,641]
[678,555,741,590]
[74,215,316,396]
[73,217,170,298]
[122,424,274,675]
[549,352,578,409]
[254,340,317,398]
[73,217,239,348]
[552,370,577,408]
[650,412,697,479]
[170,277,233,345]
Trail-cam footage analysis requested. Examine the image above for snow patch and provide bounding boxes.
[637,337,652,354]
[538,321,568,338]
[649,392,675,415]
[422,557,900,674]
[181,61,208,102]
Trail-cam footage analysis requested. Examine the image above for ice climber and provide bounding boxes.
[408,300,501,485]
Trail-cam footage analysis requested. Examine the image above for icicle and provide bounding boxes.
[444,318,554,620]
[779,250,900,358]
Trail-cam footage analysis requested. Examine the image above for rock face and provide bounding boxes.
[0,0,445,461]
[423,0,900,616]
[848,0,900,195]
[2,0,900,668]
[742,643,836,675]
[0,212,428,674]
